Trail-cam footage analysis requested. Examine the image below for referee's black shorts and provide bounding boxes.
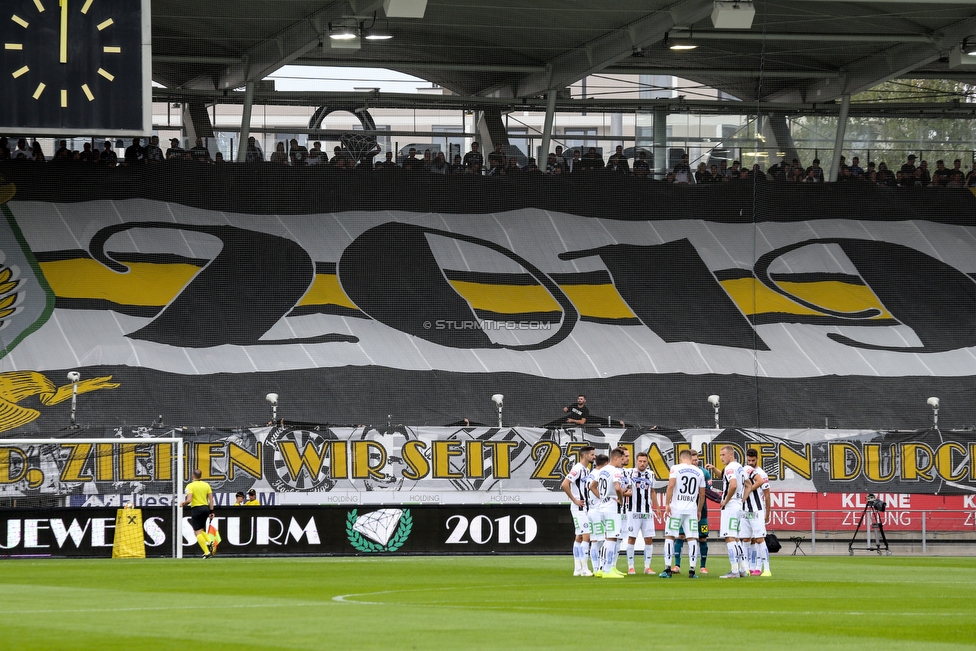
[189,505,210,531]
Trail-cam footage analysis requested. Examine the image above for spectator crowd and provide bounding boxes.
[4,135,975,188]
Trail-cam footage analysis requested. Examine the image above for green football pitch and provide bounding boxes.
[1,555,974,650]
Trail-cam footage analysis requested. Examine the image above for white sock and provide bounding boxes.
[573,541,581,562]
[688,539,699,572]
[644,543,653,570]
[626,543,635,569]
[581,541,590,568]
[737,542,749,573]
[759,542,769,571]
[749,542,757,570]
[591,541,602,568]
[726,541,737,569]
[664,538,675,569]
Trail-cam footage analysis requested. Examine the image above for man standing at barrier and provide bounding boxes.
[180,469,216,559]
[562,445,596,576]
[660,449,705,578]
[742,449,772,576]
[672,449,713,574]
[625,451,658,574]
[563,395,589,427]
[590,448,626,578]
[708,445,748,578]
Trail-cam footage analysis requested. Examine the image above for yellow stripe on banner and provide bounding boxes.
[560,284,637,320]
[969,187,976,199]
[39,259,201,305]
[449,280,561,314]
[721,278,891,318]
[296,273,358,310]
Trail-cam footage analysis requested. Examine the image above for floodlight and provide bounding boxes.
[491,394,504,427]
[67,371,81,427]
[707,394,720,430]
[927,396,939,430]
[926,396,939,409]
[266,393,279,422]
[711,0,755,29]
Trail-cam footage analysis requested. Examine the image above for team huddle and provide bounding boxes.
[561,445,772,579]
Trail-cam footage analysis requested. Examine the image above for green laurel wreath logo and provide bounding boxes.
[346,509,413,553]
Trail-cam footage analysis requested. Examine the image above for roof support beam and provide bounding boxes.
[668,30,934,43]
[512,0,714,98]
[768,13,976,103]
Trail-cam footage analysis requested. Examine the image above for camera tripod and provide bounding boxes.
[848,502,891,555]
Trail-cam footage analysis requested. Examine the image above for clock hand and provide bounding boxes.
[59,0,68,64]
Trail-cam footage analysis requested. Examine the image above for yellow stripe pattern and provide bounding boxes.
[37,259,893,321]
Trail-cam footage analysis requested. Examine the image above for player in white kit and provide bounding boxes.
[586,454,610,573]
[660,449,705,578]
[589,447,626,578]
[741,448,772,576]
[561,445,596,576]
[707,445,749,578]
[625,451,658,574]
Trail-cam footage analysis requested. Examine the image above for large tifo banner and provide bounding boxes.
[0,167,974,432]
[2,425,974,503]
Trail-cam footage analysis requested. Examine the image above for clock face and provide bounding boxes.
[1,0,148,134]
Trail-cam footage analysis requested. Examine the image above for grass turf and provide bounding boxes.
[1,555,974,650]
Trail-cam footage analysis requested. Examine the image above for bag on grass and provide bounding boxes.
[765,533,782,554]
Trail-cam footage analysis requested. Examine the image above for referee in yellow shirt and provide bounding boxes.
[180,469,216,558]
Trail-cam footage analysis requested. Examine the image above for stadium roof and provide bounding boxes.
[151,0,976,108]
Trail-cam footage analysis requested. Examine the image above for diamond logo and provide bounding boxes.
[346,508,413,553]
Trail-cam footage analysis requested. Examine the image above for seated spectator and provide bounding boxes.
[876,162,895,186]
[802,168,819,183]
[375,151,397,170]
[52,146,72,163]
[214,152,225,164]
[356,156,373,171]
[488,144,506,169]
[706,164,723,182]
[694,162,708,183]
[243,137,263,163]
[0,138,9,161]
[99,140,118,166]
[948,159,965,186]
[165,138,184,161]
[307,141,326,165]
[487,156,506,176]
[718,160,729,178]
[739,168,750,182]
[836,165,853,182]
[568,149,582,173]
[506,157,521,175]
[422,149,433,172]
[806,159,824,182]
[752,164,766,181]
[664,171,677,183]
[402,148,424,171]
[144,136,164,163]
[545,153,563,174]
[554,145,568,167]
[849,156,864,178]
[931,160,949,186]
[966,169,976,187]
[31,141,46,162]
[189,138,213,163]
[12,139,30,160]
[767,157,787,180]
[468,161,484,175]
[431,152,449,174]
[787,166,804,182]
[92,149,101,164]
[634,151,652,177]
[917,160,930,186]
[727,160,742,180]
[331,146,344,165]
[673,154,691,183]
[633,164,649,180]
[54,140,69,159]
[124,138,145,165]
[451,154,465,174]
[606,145,629,173]
[864,161,876,180]
[288,139,308,166]
[580,147,603,172]
[463,142,484,170]
[269,141,288,164]
[899,154,916,175]
[523,158,541,174]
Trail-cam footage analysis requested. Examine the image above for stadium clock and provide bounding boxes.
[1,0,150,135]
